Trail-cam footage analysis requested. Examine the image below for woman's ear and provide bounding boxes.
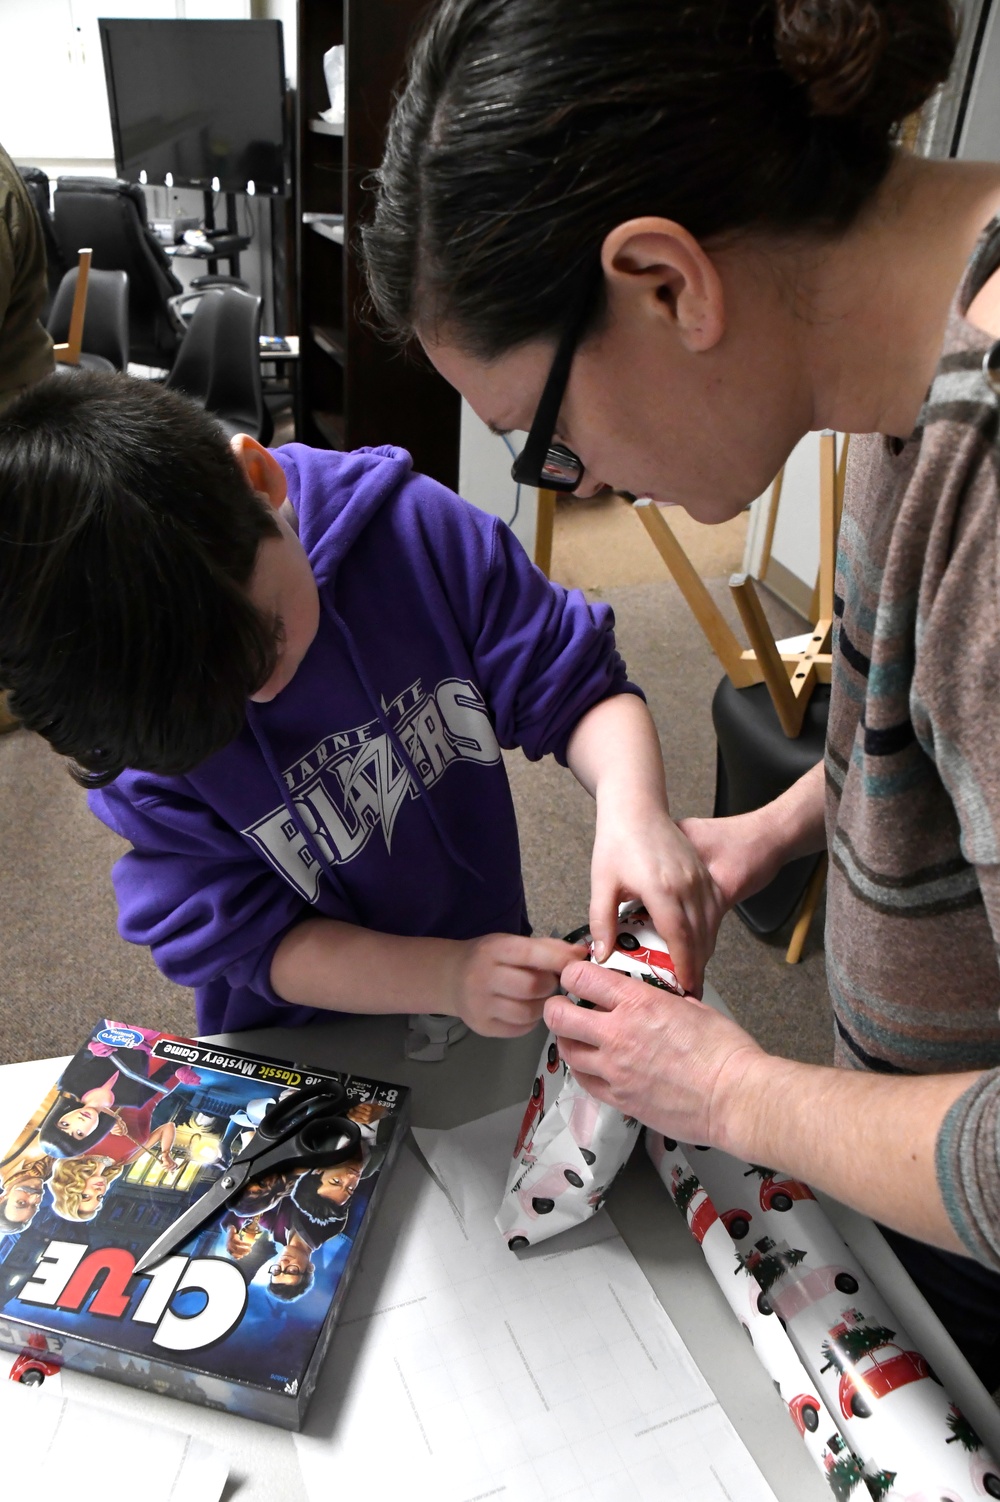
[230,434,288,509]
[601,216,725,353]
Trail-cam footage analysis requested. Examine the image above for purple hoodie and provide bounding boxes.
[89,444,639,1035]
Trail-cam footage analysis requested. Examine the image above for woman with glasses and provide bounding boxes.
[362,0,1000,1385]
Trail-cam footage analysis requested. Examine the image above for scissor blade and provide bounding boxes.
[132,1168,246,1275]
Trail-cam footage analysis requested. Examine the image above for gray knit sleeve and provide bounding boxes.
[935,1069,1000,1271]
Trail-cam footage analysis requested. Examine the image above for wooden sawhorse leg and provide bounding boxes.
[786,854,828,964]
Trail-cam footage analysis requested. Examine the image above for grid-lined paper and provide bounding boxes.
[294,1105,777,1502]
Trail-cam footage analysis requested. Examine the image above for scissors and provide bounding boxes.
[133,1084,362,1274]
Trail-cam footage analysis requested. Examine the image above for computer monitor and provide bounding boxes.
[99,19,287,197]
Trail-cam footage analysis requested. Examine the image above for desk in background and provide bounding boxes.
[164,232,251,279]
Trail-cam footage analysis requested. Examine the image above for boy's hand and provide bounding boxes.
[449,934,588,1038]
[565,695,724,997]
[590,805,725,997]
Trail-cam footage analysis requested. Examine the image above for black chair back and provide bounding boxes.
[16,165,66,317]
[52,177,182,370]
[165,287,271,443]
[712,677,829,934]
[47,267,130,372]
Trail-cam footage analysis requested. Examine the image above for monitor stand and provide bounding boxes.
[202,189,244,278]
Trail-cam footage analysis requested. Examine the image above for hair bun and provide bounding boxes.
[773,0,956,130]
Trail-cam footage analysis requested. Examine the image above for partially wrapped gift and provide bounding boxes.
[496,905,682,1249]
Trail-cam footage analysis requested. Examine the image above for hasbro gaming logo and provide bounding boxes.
[95,1026,145,1050]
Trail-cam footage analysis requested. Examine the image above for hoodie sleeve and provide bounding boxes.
[88,774,315,1007]
[463,506,642,765]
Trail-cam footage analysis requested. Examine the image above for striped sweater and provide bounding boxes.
[825,213,1000,1269]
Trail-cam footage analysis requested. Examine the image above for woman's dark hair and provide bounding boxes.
[37,1094,115,1158]
[362,0,957,357]
[0,371,282,785]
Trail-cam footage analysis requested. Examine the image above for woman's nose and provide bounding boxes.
[570,470,607,500]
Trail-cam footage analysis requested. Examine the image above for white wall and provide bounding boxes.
[458,403,539,559]
[743,430,833,614]
[766,431,822,583]
[958,0,1000,160]
[0,1,294,332]
[258,0,296,88]
[0,2,255,164]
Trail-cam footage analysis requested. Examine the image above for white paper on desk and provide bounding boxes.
[0,1382,228,1501]
[294,1106,777,1502]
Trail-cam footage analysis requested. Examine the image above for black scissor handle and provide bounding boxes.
[296,1113,363,1164]
[245,1083,348,1147]
[246,1113,362,1181]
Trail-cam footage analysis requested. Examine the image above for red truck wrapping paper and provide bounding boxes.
[648,1131,1000,1500]
[646,1129,868,1491]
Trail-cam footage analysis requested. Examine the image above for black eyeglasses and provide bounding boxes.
[510,267,602,493]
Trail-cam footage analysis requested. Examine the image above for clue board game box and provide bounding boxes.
[0,1019,409,1428]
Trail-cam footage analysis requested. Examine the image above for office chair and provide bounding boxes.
[165,287,272,444]
[51,177,184,370]
[166,274,251,337]
[47,266,129,373]
[16,165,66,319]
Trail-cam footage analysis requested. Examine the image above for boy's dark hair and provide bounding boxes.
[0,371,282,785]
[362,0,957,358]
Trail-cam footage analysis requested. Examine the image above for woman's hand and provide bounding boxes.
[449,934,588,1038]
[589,803,725,996]
[674,808,789,911]
[546,957,977,1255]
[677,761,830,912]
[544,957,765,1146]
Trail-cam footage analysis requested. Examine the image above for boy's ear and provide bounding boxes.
[230,434,287,509]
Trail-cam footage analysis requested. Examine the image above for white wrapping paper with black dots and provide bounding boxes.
[647,1131,1000,1500]
[494,1026,642,1248]
[495,905,681,1249]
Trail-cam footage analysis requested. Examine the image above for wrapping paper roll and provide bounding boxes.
[496,906,680,1249]
[647,1130,865,1488]
[647,1131,1000,1500]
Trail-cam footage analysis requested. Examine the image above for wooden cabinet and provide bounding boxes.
[295,0,461,490]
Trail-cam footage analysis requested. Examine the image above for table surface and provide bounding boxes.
[3,989,998,1502]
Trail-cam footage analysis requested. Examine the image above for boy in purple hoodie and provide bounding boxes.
[0,373,721,1039]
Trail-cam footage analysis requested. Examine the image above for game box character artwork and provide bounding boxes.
[0,1020,409,1428]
